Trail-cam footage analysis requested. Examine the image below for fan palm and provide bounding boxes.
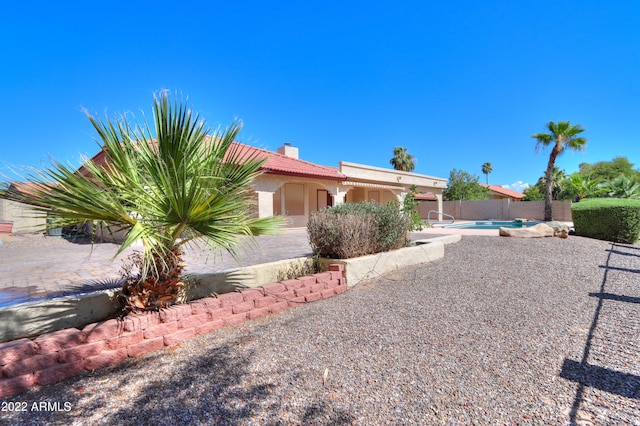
[536,167,567,200]
[481,162,493,185]
[8,93,284,313]
[390,147,415,172]
[564,174,603,201]
[532,121,587,221]
[602,175,640,199]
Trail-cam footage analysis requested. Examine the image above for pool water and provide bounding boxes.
[443,221,540,230]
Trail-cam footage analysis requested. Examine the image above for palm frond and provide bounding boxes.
[12,92,285,302]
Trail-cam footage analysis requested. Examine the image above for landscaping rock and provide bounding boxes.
[499,223,555,238]
[545,221,570,238]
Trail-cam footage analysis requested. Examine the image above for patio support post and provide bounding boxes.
[436,193,443,222]
[255,191,275,218]
[328,186,349,206]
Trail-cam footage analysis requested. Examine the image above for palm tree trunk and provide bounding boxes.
[544,145,561,221]
[119,246,185,314]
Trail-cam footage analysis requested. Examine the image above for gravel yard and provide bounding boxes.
[3,235,639,425]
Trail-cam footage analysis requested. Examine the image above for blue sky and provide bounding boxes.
[1,1,638,192]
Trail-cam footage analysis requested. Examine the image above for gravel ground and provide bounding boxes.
[2,235,639,425]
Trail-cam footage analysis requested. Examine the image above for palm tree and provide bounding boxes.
[532,121,587,221]
[481,162,493,185]
[8,93,284,313]
[601,175,640,199]
[390,147,415,172]
[564,174,603,201]
[536,167,567,200]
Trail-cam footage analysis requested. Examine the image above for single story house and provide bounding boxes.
[5,142,447,230]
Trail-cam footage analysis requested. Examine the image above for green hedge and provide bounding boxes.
[572,198,640,243]
[307,202,410,259]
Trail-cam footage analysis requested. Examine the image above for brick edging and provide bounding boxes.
[0,265,346,397]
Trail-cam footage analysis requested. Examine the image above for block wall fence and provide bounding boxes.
[418,199,573,222]
[0,265,346,398]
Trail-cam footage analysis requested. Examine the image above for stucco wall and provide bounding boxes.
[0,199,46,234]
[419,199,573,221]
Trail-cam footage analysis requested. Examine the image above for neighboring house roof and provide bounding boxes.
[79,141,346,182]
[415,192,437,201]
[8,182,41,197]
[480,184,525,199]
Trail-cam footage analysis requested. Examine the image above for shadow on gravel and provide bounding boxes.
[6,343,278,425]
[561,242,640,424]
[588,291,640,305]
[560,359,640,399]
[606,248,640,258]
[104,344,277,424]
[598,264,640,274]
[302,401,354,425]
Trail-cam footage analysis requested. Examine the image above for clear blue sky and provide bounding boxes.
[1,1,638,192]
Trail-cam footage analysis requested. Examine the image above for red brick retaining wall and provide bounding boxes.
[0,265,346,397]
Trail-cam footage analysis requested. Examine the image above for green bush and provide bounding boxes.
[307,202,410,259]
[572,198,640,243]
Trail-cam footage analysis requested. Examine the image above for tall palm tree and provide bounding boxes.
[481,162,493,185]
[390,147,415,172]
[7,93,284,313]
[532,121,587,221]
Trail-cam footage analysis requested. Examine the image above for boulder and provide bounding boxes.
[545,221,570,238]
[499,223,555,238]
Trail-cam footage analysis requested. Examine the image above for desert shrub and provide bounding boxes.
[307,202,410,259]
[572,198,640,243]
[403,185,424,231]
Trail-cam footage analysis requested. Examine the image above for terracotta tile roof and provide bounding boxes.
[480,184,525,199]
[79,141,346,182]
[230,143,345,181]
[7,182,43,197]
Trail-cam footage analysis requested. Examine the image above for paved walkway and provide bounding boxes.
[0,226,486,307]
[0,229,313,307]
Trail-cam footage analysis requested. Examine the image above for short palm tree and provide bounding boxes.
[601,175,640,199]
[481,162,493,185]
[8,93,284,313]
[390,147,415,172]
[532,121,587,221]
[536,167,567,200]
[565,174,603,201]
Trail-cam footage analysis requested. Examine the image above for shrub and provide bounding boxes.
[403,185,424,231]
[307,202,410,259]
[572,198,640,243]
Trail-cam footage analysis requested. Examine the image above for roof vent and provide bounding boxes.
[277,143,299,159]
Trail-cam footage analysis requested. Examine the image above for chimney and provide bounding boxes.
[277,142,299,159]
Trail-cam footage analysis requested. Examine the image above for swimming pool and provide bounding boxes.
[443,221,540,230]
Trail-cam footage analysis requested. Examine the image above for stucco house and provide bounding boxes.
[4,142,447,231]
[246,143,446,226]
[83,141,446,227]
